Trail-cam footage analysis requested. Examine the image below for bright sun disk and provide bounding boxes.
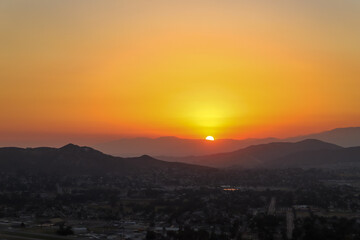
[205,136,215,141]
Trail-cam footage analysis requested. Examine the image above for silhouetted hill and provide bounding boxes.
[160,139,343,168]
[268,147,360,169]
[0,144,213,175]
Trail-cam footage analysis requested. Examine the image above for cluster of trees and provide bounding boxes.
[293,216,360,240]
[146,227,237,240]
[57,224,73,236]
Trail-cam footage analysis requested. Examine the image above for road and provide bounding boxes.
[268,197,276,215]
[286,209,295,239]
[0,230,85,240]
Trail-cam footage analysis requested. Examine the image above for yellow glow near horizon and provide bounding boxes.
[0,0,360,144]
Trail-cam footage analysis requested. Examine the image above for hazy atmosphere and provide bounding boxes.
[2,1,360,240]
[1,0,360,147]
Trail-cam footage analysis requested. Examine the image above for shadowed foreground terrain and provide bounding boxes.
[1,141,360,240]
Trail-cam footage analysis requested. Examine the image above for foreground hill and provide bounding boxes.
[159,139,343,168]
[268,146,360,169]
[0,144,212,175]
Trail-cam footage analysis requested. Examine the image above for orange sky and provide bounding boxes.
[1,0,360,146]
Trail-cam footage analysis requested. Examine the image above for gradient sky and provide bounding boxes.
[1,0,360,146]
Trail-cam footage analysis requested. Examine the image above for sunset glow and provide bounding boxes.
[1,0,360,146]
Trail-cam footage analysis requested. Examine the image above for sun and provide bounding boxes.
[205,136,215,141]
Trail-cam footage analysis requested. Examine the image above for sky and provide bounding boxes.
[1,0,360,146]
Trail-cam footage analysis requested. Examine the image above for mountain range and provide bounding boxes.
[95,127,360,157]
[1,138,360,175]
[95,137,277,158]
[0,144,212,175]
[159,139,345,168]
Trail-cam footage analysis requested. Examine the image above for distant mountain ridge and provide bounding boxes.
[95,127,360,157]
[95,136,278,157]
[0,144,212,175]
[287,127,360,147]
[159,139,343,168]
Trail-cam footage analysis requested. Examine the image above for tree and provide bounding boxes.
[146,230,156,240]
[57,224,73,236]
